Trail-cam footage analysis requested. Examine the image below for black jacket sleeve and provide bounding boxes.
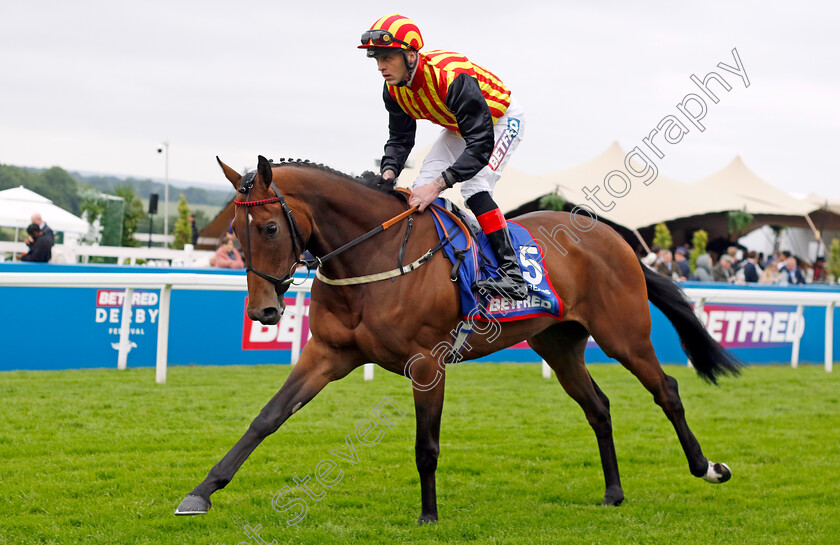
[380,84,416,177]
[21,236,52,262]
[443,73,495,185]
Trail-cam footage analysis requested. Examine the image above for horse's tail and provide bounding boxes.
[642,264,742,384]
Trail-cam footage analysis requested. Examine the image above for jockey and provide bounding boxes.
[359,13,529,300]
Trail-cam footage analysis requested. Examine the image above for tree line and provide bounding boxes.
[0,163,226,247]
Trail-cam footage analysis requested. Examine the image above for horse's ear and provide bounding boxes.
[257,155,273,188]
[217,156,242,189]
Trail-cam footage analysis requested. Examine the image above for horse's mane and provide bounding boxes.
[270,157,401,197]
[270,157,358,182]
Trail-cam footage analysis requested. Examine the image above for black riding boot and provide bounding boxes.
[475,227,529,300]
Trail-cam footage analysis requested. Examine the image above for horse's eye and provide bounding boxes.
[265,224,278,237]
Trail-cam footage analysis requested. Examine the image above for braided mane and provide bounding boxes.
[269,157,359,183]
[269,157,398,195]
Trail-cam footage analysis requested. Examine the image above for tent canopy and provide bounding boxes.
[0,186,89,233]
[692,156,815,216]
[392,142,820,232]
[538,142,779,230]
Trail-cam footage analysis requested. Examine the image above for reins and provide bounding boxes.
[307,204,418,270]
[315,197,473,286]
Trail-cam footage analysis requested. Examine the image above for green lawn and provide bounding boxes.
[1,363,837,544]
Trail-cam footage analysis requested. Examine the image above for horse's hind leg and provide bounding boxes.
[591,322,731,484]
[528,322,624,506]
[407,358,446,524]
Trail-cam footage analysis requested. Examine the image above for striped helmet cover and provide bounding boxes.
[359,13,424,51]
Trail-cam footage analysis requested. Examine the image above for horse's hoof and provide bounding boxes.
[417,513,438,525]
[702,461,732,484]
[602,487,625,506]
[174,494,211,515]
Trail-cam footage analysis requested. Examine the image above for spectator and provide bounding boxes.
[693,254,715,282]
[21,223,53,262]
[713,255,736,283]
[654,250,680,281]
[650,245,663,266]
[759,258,781,284]
[812,257,827,283]
[30,213,55,244]
[641,251,658,270]
[226,219,243,251]
[779,256,805,285]
[777,250,792,271]
[214,236,244,269]
[740,250,762,283]
[726,246,741,271]
[673,247,690,280]
[190,214,199,246]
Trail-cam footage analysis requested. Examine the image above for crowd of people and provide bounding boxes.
[644,244,824,285]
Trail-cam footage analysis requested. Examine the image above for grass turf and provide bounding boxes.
[0,363,838,544]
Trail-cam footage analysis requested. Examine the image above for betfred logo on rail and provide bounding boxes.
[94,289,161,357]
[242,296,312,350]
[95,289,160,327]
[96,289,159,307]
[697,304,804,348]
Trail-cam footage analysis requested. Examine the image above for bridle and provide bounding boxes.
[233,170,306,297]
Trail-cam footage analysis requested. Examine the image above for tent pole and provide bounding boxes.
[804,213,824,256]
[633,229,651,254]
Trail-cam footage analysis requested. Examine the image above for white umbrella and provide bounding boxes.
[0,185,89,233]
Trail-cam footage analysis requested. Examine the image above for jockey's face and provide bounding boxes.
[375,50,412,86]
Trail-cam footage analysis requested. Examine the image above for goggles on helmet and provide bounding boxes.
[360,29,412,49]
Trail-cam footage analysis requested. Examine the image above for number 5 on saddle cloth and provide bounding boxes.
[429,197,563,324]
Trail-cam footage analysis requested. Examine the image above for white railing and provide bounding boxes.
[2,272,835,382]
[0,272,313,384]
[0,240,215,267]
[132,233,175,244]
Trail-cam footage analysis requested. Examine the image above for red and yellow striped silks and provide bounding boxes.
[387,50,511,134]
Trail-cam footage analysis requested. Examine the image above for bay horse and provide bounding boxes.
[175,155,740,521]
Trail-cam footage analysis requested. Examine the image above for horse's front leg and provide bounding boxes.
[175,342,356,515]
[408,358,446,524]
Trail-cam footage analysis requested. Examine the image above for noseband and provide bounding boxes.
[233,171,306,297]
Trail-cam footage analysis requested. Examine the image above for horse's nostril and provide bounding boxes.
[260,307,280,325]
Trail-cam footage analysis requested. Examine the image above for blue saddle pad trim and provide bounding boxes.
[429,199,563,322]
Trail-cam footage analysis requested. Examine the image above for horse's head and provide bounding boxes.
[219,155,305,325]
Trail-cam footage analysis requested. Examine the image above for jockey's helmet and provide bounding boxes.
[359,14,423,58]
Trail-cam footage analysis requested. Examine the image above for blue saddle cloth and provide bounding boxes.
[428,199,563,322]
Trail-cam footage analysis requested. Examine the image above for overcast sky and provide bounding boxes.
[1,1,838,199]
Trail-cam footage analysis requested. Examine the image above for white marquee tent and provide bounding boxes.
[0,185,89,234]
[399,142,817,230]
[692,156,816,216]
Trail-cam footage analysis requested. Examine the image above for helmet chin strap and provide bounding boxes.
[396,50,418,87]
